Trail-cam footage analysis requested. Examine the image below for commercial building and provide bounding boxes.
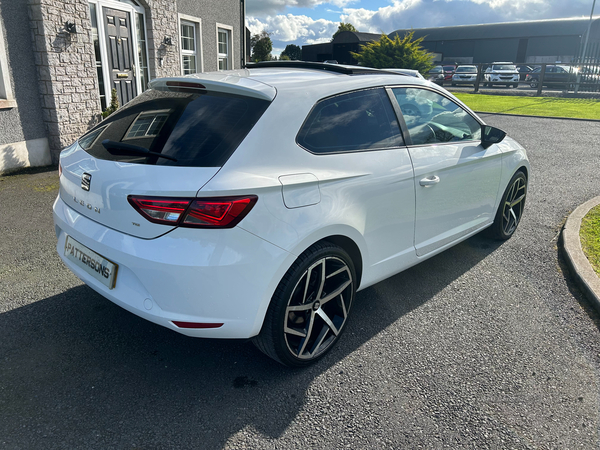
[301,31,380,65]
[389,17,600,64]
[302,17,600,67]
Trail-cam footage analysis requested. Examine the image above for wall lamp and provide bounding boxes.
[65,21,77,34]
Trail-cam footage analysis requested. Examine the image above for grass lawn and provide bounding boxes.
[454,93,600,120]
[580,204,600,277]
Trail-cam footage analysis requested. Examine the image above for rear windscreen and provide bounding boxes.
[80,89,270,167]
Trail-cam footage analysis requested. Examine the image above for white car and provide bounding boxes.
[451,65,478,85]
[484,62,520,87]
[53,62,529,366]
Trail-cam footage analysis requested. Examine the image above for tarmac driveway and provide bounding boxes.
[1,114,600,449]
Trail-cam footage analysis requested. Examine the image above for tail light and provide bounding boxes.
[128,195,257,228]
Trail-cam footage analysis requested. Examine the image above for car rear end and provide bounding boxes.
[53,75,292,339]
[452,65,478,85]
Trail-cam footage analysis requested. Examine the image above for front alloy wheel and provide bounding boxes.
[254,243,356,366]
[489,171,527,240]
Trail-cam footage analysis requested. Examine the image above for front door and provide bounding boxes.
[103,7,137,106]
[391,87,503,256]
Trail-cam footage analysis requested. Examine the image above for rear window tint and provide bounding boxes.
[80,89,270,167]
[296,88,403,154]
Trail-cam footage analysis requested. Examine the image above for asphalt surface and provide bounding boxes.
[1,115,600,449]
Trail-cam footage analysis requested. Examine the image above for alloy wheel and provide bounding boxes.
[501,176,526,236]
[283,256,353,360]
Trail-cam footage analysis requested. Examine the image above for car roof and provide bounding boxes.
[150,62,436,102]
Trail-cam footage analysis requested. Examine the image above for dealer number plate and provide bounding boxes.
[64,236,118,289]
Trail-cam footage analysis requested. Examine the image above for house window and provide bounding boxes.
[180,21,197,74]
[217,25,232,71]
[0,20,16,108]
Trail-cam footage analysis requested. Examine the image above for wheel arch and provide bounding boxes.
[319,234,363,289]
[516,165,528,180]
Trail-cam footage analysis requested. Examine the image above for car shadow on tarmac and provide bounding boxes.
[0,234,502,449]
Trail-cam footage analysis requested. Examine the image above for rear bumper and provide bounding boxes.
[53,195,292,339]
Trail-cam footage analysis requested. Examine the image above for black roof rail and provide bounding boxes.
[244,61,394,75]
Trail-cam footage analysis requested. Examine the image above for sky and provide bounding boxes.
[245,0,597,56]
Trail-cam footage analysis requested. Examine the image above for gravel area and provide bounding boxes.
[1,115,599,449]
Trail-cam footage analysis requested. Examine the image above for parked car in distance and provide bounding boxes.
[516,64,533,81]
[442,65,456,81]
[484,62,519,87]
[53,61,529,367]
[451,65,478,86]
[526,65,576,89]
[426,65,445,85]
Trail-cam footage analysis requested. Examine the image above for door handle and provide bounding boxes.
[419,175,440,186]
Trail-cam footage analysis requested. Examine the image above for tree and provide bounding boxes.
[332,22,357,41]
[101,88,119,119]
[351,32,434,73]
[281,44,301,61]
[251,31,273,62]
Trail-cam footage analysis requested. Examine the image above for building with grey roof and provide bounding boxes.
[301,31,381,65]
[389,17,600,64]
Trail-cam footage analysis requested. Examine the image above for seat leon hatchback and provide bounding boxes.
[54,61,529,366]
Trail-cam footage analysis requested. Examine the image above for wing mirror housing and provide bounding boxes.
[481,125,507,149]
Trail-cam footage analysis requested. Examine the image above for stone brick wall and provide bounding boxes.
[25,0,222,162]
[139,0,180,79]
[28,0,101,162]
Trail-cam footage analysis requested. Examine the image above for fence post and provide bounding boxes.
[536,64,546,96]
[474,64,481,93]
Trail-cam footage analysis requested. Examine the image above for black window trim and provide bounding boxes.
[295,86,407,156]
[386,84,485,148]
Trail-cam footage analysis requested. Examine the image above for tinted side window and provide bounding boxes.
[297,88,403,154]
[393,87,481,146]
[80,89,270,167]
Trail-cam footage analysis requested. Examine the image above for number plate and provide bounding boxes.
[64,236,118,289]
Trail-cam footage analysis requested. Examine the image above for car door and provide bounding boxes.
[390,87,503,257]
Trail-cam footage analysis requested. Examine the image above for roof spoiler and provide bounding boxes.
[149,74,276,101]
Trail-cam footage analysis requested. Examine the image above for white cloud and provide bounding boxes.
[247,0,596,55]
[247,14,339,43]
[246,0,358,16]
[340,0,593,34]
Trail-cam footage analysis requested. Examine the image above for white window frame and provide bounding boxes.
[178,14,203,75]
[0,20,16,109]
[216,23,233,71]
[88,0,150,104]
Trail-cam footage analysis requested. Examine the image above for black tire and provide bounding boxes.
[530,80,538,88]
[513,83,519,88]
[488,171,527,240]
[451,83,456,86]
[253,242,356,367]
[506,84,510,88]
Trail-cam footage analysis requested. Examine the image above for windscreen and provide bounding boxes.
[456,66,476,73]
[80,89,270,167]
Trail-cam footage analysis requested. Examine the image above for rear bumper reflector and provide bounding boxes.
[172,321,224,329]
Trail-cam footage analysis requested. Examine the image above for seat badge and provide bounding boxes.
[81,173,92,191]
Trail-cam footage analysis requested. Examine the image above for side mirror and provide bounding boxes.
[481,125,507,149]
